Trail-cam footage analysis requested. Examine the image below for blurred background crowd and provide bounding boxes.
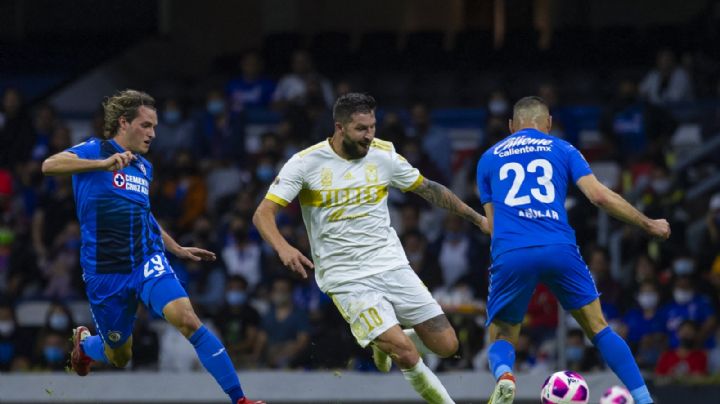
[1,0,720,384]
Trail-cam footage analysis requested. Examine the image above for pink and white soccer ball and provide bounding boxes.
[600,386,634,404]
[540,371,589,404]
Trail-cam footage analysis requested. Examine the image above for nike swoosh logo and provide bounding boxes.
[211,348,226,357]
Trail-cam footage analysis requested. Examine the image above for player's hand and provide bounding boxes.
[646,219,671,240]
[101,151,135,171]
[175,247,217,262]
[278,245,314,279]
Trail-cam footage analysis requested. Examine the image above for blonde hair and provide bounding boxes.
[102,89,155,139]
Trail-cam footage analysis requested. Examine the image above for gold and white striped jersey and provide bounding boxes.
[265,138,424,292]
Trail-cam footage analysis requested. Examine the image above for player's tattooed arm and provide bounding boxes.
[412,178,490,234]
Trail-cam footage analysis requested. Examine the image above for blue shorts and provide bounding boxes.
[83,253,187,348]
[485,244,600,326]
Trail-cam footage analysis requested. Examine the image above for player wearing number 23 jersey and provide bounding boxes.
[477,125,597,325]
[478,97,668,404]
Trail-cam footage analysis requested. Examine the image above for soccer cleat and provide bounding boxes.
[488,372,516,404]
[70,326,93,376]
[371,343,392,373]
[236,398,266,404]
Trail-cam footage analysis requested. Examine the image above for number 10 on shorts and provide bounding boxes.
[143,255,167,278]
[359,307,383,332]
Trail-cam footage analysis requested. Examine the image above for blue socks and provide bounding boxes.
[488,339,515,380]
[81,335,109,364]
[592,327,652,404]
[189,325,244,404]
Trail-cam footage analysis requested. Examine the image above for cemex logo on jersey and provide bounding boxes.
[112,171,149,195]
[494,135,553,157]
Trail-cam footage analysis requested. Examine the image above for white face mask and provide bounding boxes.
[0,320,15,336]
[673,289,694,304]
[49,314,69,331]
[637,292,658,309]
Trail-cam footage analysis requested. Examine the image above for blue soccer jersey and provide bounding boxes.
[67,138,164,275]
[477,128,592,259]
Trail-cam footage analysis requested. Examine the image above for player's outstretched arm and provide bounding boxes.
[160,227,216,262]
[576,174,671,239]
[41,151,135,176]
[411,178,490,234]
[253,199,314,278]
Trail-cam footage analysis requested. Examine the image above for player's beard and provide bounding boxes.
[341,133,370,159]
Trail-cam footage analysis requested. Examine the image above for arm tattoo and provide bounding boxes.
[417,314,452,333]
[413,179,485,226]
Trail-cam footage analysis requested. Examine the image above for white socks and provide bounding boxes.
[404,328,432,355]
[401,357,455,404]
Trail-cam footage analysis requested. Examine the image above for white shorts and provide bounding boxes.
[328,266,444,347]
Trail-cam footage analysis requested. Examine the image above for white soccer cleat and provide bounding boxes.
[371,343,392,373]
[488,372,516,404]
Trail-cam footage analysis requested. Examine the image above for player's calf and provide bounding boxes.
[413,315,458,358]
[163,297,203,337]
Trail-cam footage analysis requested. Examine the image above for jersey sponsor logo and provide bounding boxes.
[112,172,126,188]
[493,135,553,157]
[365,164,378,184]
[299,185,388,208]
[328,208,370,222]
[321,168,333,187]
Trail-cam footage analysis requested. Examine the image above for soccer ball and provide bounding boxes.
[540,371,589,404]
[600,386,634,404]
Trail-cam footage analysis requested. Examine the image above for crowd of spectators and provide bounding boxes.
[0,45,719,381]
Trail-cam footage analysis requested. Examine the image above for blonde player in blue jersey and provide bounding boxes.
[477,97,670,404]
[41,90,264,404]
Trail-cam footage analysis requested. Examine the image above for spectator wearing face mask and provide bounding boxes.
[257,278,310,369]
[196,89,244,160]
[33,302,73,371]
[661,275,716,349]
[152,98,196,162]
[37,331,68,371]
[621,281,666,369]
[655,320,707,377]
[0,301,29,371]
[214,275,262,368]
[565,328,603,372]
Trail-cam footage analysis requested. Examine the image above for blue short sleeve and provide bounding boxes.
[566,144,592,183]
[477,155,492,204]
[66,139,99,159]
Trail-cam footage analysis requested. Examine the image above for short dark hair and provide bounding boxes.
[333,92,376,124]
[513,96,547,114]
[102,89,155,139]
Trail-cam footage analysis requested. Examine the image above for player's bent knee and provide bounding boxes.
[437,334,459,358]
